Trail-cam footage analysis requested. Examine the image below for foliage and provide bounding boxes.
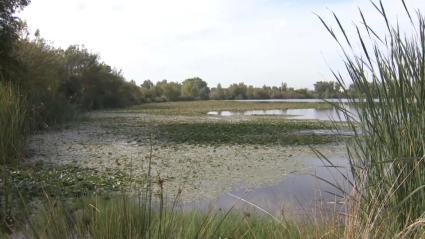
[155,80,181,101]
[181,77,210,100]
[0,0,30,81]
[14,37,145,127]
[209,83,225,100]
[209,82,316,100]
[314,81,341,98]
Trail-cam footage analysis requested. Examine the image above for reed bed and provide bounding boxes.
[0,83,27,166]
[320,0,425,237]
[20,194,342,239]
[0,83,28,233]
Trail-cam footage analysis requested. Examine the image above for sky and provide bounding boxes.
[19,0,425,89]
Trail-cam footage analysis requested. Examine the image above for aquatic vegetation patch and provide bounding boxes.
[156,121,338,145]
[3,163,140,201]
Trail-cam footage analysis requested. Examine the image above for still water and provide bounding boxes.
[208,107,357,121]
[186,150,352,218]
[232,99,348,103]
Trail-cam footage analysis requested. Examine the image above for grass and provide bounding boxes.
[0,83,28,232]
[0,83,28,166]
[126,100,332,116]
[15,195,343,239]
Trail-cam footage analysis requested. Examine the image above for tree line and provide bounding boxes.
[0,0,350,129]
[140,79,344,102]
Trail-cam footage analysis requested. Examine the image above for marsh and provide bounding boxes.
[27,100,350,212]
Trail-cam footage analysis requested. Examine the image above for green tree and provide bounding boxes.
[155,80,181,101]
[228,83,247,99]
[0,0,31,80]
[313,81,340,98]
[209,83,225,100]
[15,35,69,126]
[181,77,209,100]
[140,80,155,101]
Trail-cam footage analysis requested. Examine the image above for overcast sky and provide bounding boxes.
[20,0,424,89]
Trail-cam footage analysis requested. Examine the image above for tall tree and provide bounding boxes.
[0,0,31,80]
[210,83,225,100]
[181,77,209,100]
[314,81,339,98]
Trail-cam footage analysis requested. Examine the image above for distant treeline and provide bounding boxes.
[2,30,354,127]
[140,78,344,102]
[1,0,361,130]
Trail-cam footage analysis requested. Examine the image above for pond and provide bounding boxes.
[186,150,352,218]
[232,99,348,103]
[207,107,358,121]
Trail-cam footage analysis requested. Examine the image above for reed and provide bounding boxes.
[0,82,28,233]
[319,0,425,237]
[18,192,342,239]
[0,82,28,166]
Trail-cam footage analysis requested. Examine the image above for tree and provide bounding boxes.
[281,82,288,92]
[140,79,156,101]
[0,0,31,80]
[314,81,339,98]
[155,80,181,101]
[181,77,209,100]
[141,79,154,89]
[228,83,248,99]
[209,83,225,100]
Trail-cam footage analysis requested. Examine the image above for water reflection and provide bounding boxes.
[185,151,352,218]
[207,107,358,121]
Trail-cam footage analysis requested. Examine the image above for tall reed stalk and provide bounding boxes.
[0,82,28,165]
[0,82,28,232]
[320,0,425,236]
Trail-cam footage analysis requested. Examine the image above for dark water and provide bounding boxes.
[185,152,352,218]
[207,107,358,121]
[232,99,349,103]
[233,99,379,103]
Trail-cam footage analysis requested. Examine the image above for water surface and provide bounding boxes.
[186,149,352,218]
[208,107,357,121]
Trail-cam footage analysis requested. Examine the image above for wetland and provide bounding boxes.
[26,100,350,211]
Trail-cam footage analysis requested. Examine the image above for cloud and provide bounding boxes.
[19,0,425,88]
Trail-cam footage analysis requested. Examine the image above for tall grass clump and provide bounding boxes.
[19,194,342,239]
[0,83,27,165]
[0,82,28,233]
[320,0,425,237]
